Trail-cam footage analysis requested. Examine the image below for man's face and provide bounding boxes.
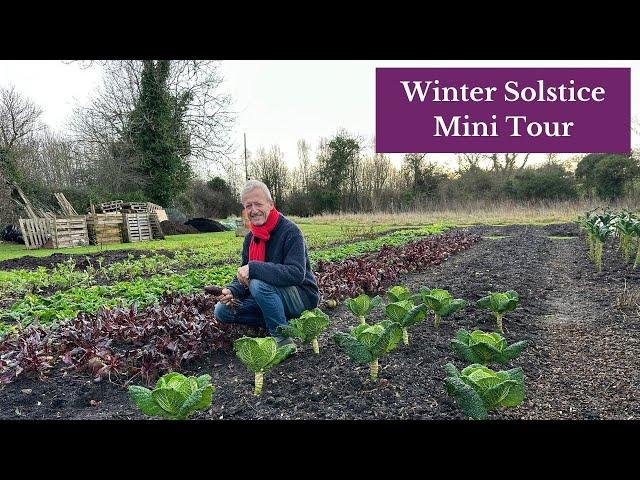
[242,188,274,227]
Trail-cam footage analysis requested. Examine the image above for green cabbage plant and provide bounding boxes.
[234,336,296,395]
[333,320,402,380]
[632,220,640,270]
[384,300,428,345]
[476,290,519,333]
[613,211,638,264]
[345,293,382,324]
[450,329,529,365]
[128,372,215,420]
[414,287,466,328]
[276,308,330,354]
[577,211,615,272]
[443,363,525,420]
[386,285,412,302]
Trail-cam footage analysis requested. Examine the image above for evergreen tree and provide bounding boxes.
[128,60,192,206]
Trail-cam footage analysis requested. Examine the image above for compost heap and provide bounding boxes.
[184,218,230,233]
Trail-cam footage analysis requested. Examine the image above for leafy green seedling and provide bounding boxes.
[443,363,524,420]
[333,320,402,380]
[345,294,382,325]
[384,300,428,345]
[476,290,519,333]
[128,372,215,420]
[386,285,412,303]
[277,308,330,354]
[234,337,296,395]
[450,329,529,365]
[414,287,466,328]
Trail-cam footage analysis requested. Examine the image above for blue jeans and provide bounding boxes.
[214,279,308,336]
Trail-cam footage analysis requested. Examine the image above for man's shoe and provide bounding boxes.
[274,335,297,352]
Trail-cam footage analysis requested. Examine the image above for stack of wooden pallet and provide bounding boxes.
[50,216,90,248]
[18,191,90,249]
[123,213,164,242]
[86,213,124,245]
[98,200,168,224]
[100,200,124,214]
[19,218,54,249]
[146,202,169,222]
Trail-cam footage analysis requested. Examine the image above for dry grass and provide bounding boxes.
[615,279,640,314]
[292,199,639,226]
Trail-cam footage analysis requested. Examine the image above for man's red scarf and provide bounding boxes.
[248,208,280,262]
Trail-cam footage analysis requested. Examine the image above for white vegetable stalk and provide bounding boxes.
[402,327,409,345]
[370,358,379,380]
[311,337,320,354]
[594,241,604,272]
[254,372,264,396]
[358,316,366,325]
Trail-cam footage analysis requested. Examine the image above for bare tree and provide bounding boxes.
[297,139,312,193]
[250,145,290,207]
[0,85,45,186]
[544,153,560,165]
[360,153,392,210]
[0,85,44,151]
[489,153,530,172]
[69,60,236,172]
[15,127,89,189]
[456,153,488,172]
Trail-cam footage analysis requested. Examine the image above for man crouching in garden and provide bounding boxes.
[211,180,320,349]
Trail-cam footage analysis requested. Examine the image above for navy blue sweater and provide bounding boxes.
[226,215,320,309]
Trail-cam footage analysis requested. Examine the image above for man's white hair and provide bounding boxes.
[241,180,273,202]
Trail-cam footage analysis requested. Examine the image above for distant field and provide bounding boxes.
[0,223,397,262]
[3,199,626,261]
[294,199,637,227]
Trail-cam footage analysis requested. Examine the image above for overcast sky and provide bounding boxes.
[1,59,639,175]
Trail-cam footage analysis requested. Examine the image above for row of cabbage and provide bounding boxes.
[130,286,528,421]
[577,209,640,272]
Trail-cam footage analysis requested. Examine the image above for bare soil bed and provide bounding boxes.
[0,249,177,272]
[1,223,638,420]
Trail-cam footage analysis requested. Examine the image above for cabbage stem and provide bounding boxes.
[434,313,441,328]
[594,240,604,272]
[587,235,595,261]
[312,337,319,354]
[496,314,504,333]
[402,327,409,345]
[254,372,264,396]
[634,243,640,269]
[359,316,366,325]
[621,235,634,264]
[370,358,379,380]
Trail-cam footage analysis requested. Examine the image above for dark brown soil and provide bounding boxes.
[0,249,176,272]
[160,221,200,235]
[1,223,639,420]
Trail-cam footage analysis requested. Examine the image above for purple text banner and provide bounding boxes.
[376,68,630,153]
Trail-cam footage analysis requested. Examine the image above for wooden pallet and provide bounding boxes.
[86,213,124,245]
[147,202,168,222]
[19,218,53,249]
[100,200,123,213]
[52,216,90,248]
[54,193,78,216]
[127,202,149,213]
[149,213,165,240]
[124,213,154,242]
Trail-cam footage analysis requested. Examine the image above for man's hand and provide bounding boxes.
[219,288,235,306]
[237,265,250,286]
